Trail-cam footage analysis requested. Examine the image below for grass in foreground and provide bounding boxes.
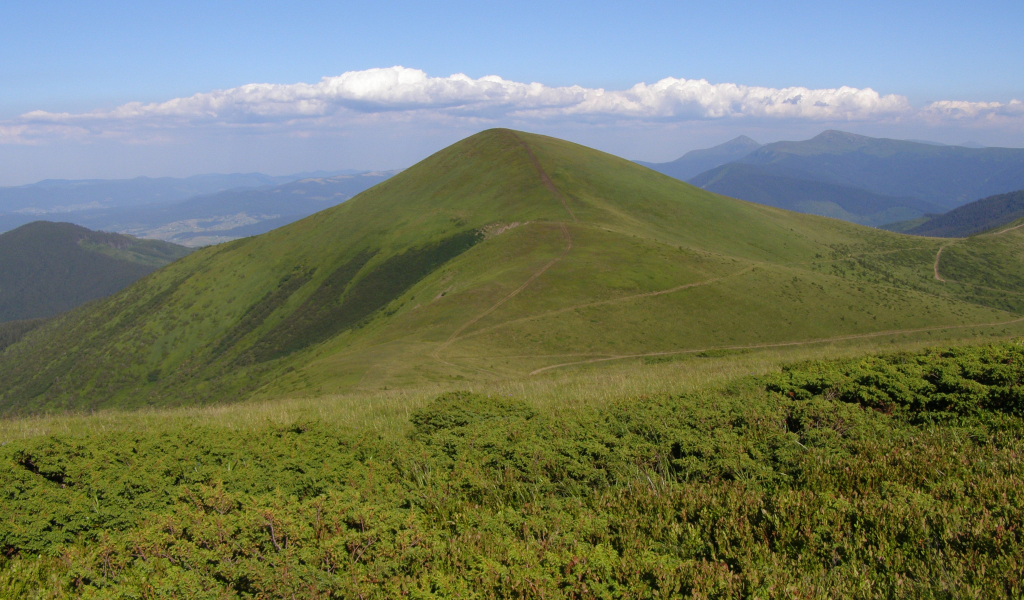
[2,339,1023,598]
[3,326,1019,442]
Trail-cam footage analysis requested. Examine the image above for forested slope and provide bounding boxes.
[0,221,191,322]
[886,189,1024,237]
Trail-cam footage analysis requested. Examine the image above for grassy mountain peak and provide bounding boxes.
[3,129,1024,414]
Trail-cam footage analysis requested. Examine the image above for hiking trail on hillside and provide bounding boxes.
[433,135,578,369]
[528,315,1024,375]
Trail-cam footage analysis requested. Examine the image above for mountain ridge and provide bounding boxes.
[0,221,191,323]
[0,171,398,245]
[636,135,762,180]
[690,162,944,226]
[727,130,1024,208]
[882,189,1024,237]
[678,130,1024,226]
[3,129,1023,414]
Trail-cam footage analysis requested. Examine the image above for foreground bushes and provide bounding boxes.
[2,343,1024,598]
[765,342,1024,419]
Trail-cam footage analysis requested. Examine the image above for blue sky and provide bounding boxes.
[2,0,1022,185]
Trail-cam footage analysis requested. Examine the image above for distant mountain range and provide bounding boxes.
[640,131,1024,227]
[720,131,1024,209]
[905,139,987,149]
[0,221,191,323]
[0,171,354,214]
[689,162,943,226]
[0,170,398,245]
[881,189,1024,237]
[8,132,1022,245]
[636,135,762,180]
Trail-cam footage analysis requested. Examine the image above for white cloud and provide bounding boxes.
[3,66,1022,144]
[519,79,913,121]
[920,99,1024,123]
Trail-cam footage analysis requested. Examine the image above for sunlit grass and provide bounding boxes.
[4,327,1018,442]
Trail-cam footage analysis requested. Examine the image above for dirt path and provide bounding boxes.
[932,219,1024,282]
[934,243,953,281]
[433,136,580,369]
[988,221,1024,236]
[527,316,1024,376]
[454,265,755,343]
[432,223,573,369]
[512,132,578,223]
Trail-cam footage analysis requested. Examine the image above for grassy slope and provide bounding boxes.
[3,130,1024,413]
[879,215,934,233]
[0,319,45,354]
[1,340,1022,597]
[938,221,1024,299]
[0,221,191,322]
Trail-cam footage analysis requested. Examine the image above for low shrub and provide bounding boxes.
[2,342,1023,597]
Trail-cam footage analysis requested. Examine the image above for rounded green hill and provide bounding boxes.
[3,129,1024,413]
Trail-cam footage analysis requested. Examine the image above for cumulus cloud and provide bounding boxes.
[518,79,912,121]
[3,66,1021,144]
[920,99,1024,123]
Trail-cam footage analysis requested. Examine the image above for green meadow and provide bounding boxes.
[3,338,1024,597]
[4,130,1024,413]
[2,129,1024,597]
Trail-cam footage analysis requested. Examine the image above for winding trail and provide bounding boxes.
[432,133,577,368]
[988,221,1024,236]
[513,133,578,223]
[528,315,1024,376]
[934,243,953,282]
[432,223,573,368]
[454,265,754,343]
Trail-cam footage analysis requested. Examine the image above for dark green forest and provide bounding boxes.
[892,189,1024,237]
[0,222,191,323]
[0,319,44,354]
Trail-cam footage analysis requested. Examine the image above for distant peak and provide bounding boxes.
[690,135,762,154]
[726,135,761,147]
[814,130,867,141]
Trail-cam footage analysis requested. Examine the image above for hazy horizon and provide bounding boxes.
[3,1,1022,186]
